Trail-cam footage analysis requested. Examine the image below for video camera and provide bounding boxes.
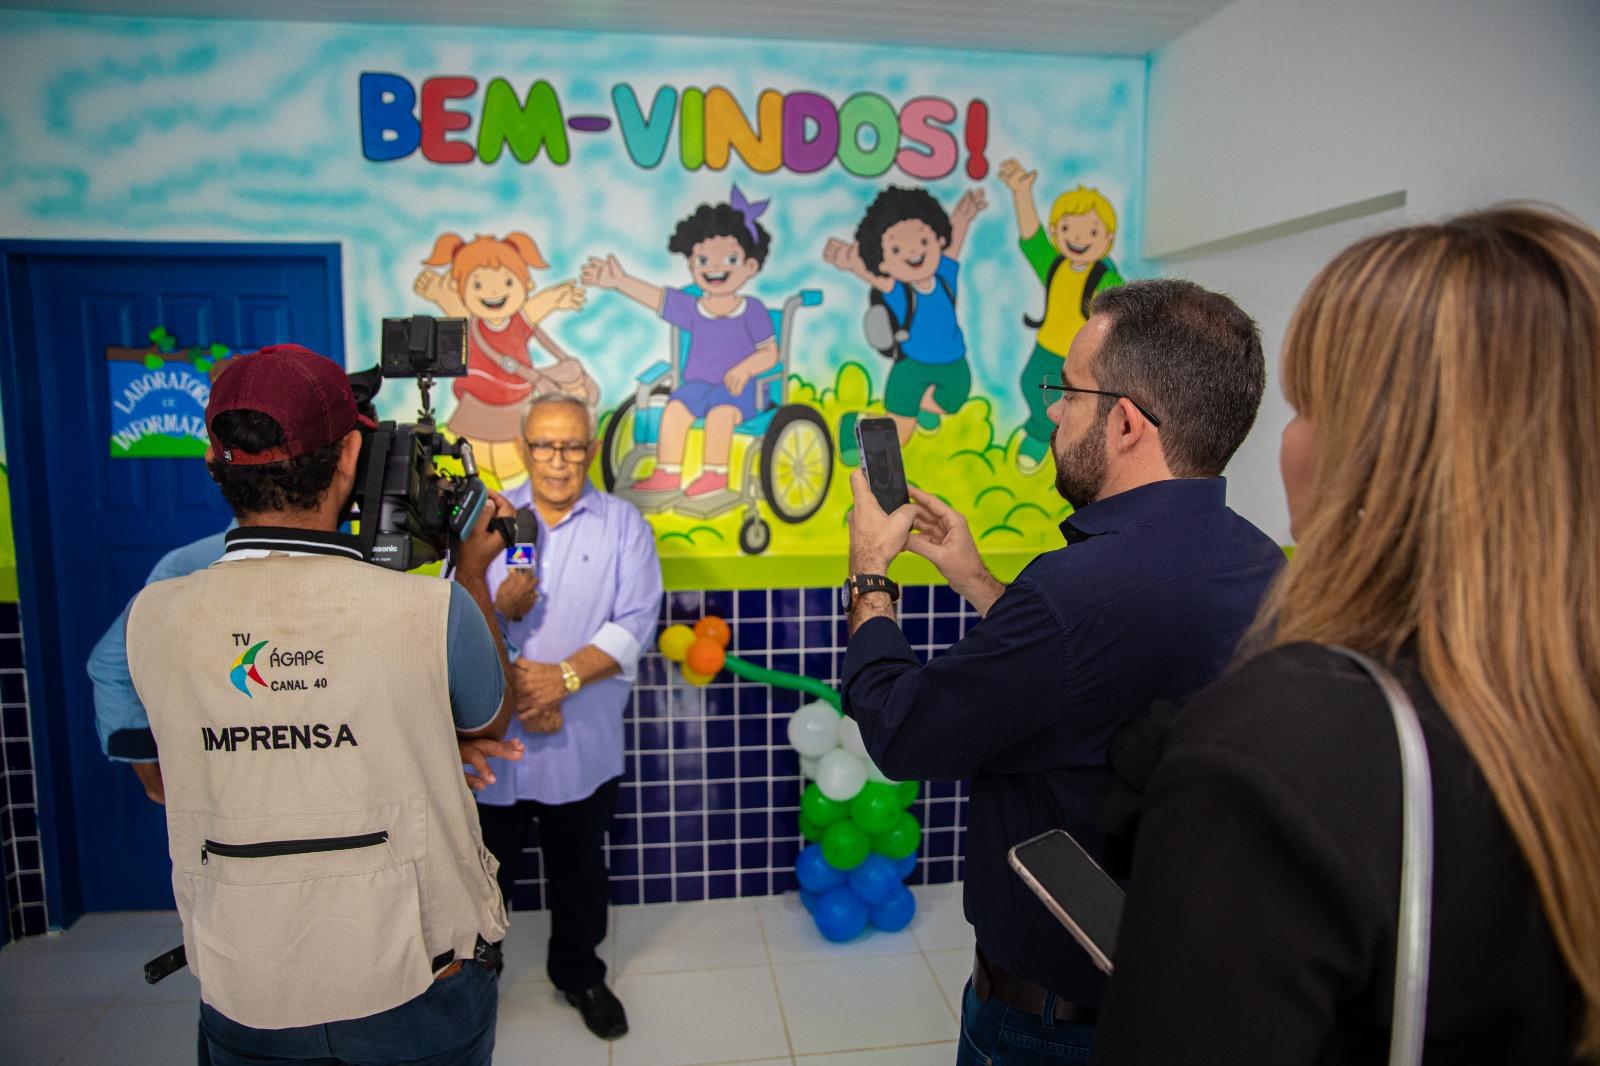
[346,316,509,571]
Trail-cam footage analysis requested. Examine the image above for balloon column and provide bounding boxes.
[659,616,923,942]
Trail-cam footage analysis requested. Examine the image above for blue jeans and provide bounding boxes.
[956,978,1096,1065]
[199,960,498,1066]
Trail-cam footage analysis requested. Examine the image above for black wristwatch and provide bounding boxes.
[841,574,900,610]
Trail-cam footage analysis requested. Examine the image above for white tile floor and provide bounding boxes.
[0,884,970,1065]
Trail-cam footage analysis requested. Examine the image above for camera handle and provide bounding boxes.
[355,423,395,565]
[416,373,437,425]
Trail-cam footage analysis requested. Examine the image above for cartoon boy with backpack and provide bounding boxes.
[823,185,988,460]
[998,158,1124,473]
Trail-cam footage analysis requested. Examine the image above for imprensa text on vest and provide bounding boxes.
[202,723,358,752]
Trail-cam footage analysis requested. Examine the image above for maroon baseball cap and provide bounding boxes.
[206,344,375,465]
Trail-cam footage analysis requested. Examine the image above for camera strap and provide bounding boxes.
[356,423,395,564]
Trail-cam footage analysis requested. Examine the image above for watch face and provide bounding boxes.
[839,579,853,611]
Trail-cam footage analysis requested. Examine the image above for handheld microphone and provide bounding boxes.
[505,508,539,570]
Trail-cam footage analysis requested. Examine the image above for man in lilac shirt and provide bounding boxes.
[470,392,663,1041]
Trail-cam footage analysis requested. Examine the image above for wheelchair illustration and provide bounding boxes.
[599,289,833,555]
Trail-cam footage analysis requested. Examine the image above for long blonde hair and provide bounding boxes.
[1251,206,1600,1057]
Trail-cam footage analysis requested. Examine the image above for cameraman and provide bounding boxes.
[122,345,515,1066]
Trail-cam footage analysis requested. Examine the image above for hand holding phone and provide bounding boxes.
[1008,829,1125,974]
[855,417,910,515]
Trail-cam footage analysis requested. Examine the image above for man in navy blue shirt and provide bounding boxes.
[842,279,1283,1064]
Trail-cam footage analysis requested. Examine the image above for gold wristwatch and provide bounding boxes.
[559,660,582,694]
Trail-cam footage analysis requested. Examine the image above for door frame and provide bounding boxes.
[0,239,344,928]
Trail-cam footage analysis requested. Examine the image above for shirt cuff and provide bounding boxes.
[106,727,159,762]
[589,622,642,682]
[841,616,920,692]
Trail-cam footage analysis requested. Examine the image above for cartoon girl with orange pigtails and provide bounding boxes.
[413,231,591,486]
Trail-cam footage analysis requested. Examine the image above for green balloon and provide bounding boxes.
[849,782,900,835]
[821,820,871,870]
[802,782,850,827]
[872,811,922,861]
[799,814,824,843]
[895,780,920,808]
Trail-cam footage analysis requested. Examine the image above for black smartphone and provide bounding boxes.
[1008,829,1125,974]
[855,417,909,514]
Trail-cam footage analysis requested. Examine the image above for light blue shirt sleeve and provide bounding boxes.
[587,506,664,682]
[89,530,231,762]
[446,581,506,732]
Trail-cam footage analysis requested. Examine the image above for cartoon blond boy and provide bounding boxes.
[998,160,1123,473]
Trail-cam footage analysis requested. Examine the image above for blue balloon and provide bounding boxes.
[848,853,901,906]
[813,886,870,942]
[892,852,918,880]
[795,843,847,893]
[799,889,820,912]
[870,885,917,933]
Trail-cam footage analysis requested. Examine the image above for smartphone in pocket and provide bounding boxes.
[855,417,910,514]
[1008,829,1125,974]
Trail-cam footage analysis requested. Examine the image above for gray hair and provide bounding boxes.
[522,392,597,439]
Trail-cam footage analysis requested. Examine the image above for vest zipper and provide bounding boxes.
[200,830,388,866]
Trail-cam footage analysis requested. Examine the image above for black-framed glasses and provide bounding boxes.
[1038,376,1163,428]
[523,439,590,463]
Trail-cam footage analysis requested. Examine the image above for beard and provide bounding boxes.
[1052,413,1109,509]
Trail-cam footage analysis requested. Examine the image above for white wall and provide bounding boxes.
[1147,0,1600,542]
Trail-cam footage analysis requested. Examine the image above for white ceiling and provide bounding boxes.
[1,0,1232,56]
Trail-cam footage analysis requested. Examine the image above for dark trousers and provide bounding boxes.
[957,979,1095,1065]
[476,776,620,992]
[199,960,497,1066]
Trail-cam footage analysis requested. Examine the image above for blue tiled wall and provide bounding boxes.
[1,603,47,939]
[0,587,975,930]
[501,586,976,911]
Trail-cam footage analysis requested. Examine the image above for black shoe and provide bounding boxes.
[563,982,629,1040]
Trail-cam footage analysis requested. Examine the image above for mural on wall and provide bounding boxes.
[0,11,1147,589]
[411,231,592,487]
[998,159,1125,471]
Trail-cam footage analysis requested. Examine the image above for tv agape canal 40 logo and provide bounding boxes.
[228,635,330,697]
[229,640,268,697]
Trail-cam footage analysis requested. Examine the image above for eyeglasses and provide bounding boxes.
[523,439,590,463]
[1038,376,1163,428]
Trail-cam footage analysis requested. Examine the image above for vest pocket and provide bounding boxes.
[176,805,434,1028]
[201,831,388,865]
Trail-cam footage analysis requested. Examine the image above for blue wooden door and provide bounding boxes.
[0,242,343,919]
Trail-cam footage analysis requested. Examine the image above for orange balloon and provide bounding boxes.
[686,637,726,676]
[693,615,731,648]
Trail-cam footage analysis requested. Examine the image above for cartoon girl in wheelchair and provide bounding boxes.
[582,186,832,554]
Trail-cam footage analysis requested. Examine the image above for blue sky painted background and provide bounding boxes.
[0,10,1146,432]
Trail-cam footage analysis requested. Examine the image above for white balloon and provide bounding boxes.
[787,702,841,758]
[816,748,869,802]
[836,715,868,757]
[800,755,820,780]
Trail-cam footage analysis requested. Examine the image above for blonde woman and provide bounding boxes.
[1093,207,1598,1064]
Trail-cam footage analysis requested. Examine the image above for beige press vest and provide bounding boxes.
[127,553,508,1030]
